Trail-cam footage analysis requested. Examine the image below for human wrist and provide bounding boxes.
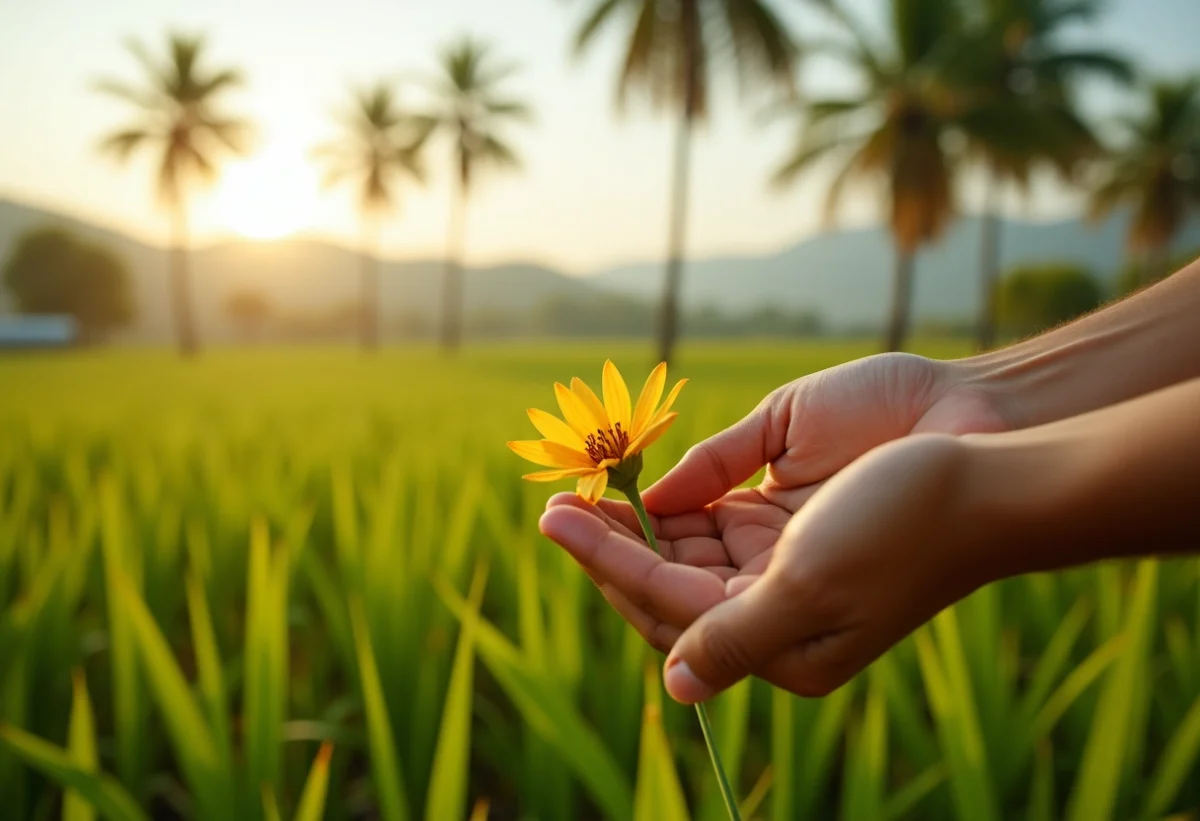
[953,427,1091,583]
[950,261,1200,430]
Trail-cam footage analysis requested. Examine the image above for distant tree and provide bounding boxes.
[774,0,965,352]
[419,37,532,352]
[1089,78,1200,285]
[314,84,426,351]
[954,0,1130,350]
[996,262,1103,336]
[223,289,271,340]
[574,0,798,365]
[2,226,134,342]
[94,33,251,356]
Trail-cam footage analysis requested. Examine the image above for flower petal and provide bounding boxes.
[523,467,603,483]
[650,379,688,425]
[576,469,609,504]
[555,382,600,438]
[633,364,672,439]
[602,360,632,433]
[631,362,667,439]
[626,412,678,456]
[571,377,610,432]
[507,439,595,469]
[527,408,585,449]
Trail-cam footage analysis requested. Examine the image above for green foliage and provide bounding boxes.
[1089,78,1200,253]
[996,262,1104,336]
[2,343,1199,820]
[1,226,133,341]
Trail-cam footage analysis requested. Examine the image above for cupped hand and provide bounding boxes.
[538,352,1010,699]
[541,433,992,702]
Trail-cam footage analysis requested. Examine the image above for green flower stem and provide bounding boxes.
[622,485,742,821]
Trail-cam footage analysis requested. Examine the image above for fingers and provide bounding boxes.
[545,492,728,567]
[595,582,682,655]
[660,571,801,703]
[539,505,727,627]
[643,392,789,515]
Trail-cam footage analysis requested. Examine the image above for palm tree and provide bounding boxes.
[95,33,250,356]
[314,84,426,350]
[420,37,532,352]
[574,0,797,365]
[956,0,1130,349]
[1089,78,1200,285]
[774,0,966,352]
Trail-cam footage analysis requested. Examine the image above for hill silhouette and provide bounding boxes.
[3,196,1198,340]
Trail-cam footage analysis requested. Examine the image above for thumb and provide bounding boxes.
[661,574,796,703]
[643,393,787,515]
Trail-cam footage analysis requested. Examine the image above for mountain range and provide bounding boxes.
[3,196,1198,341]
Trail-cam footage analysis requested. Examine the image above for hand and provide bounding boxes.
[539,353,1009,699]
[540,433,990,701]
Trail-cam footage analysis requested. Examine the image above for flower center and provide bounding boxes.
[584,423,629,463]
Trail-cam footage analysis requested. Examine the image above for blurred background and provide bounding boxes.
[2,0,1198,351]
[3,1,1200,819]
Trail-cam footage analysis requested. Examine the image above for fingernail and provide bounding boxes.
[664,658,715,704]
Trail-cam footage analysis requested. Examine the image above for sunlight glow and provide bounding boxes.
[211,147,318,240]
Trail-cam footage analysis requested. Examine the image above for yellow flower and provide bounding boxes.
[507,360,686,503]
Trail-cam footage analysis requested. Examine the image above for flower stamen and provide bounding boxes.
[584,422,629,463]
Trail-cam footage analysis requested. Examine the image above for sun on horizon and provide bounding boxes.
[209,146,320,241]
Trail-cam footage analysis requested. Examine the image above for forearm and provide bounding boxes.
[952,257,1200,429]
[963,377,1200,580]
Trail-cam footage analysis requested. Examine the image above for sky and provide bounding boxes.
[1,0,1198,274]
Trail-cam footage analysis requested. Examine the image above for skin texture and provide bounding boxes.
[539,257,1200,703]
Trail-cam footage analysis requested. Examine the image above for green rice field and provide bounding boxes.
[2,341,1199,820]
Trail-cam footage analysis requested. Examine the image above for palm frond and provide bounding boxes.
[615,0,661,112]
[197,68,245,98]
[203,116,254,154]
[1035,49,1135,87]
[772,130,856,188]
[722,0,799,99]
[122,36,167,90]
[478,135,521,169]
[575,0,626,55]
[97,128,153,162]
[91,78,163,110]
[484,99,535,121]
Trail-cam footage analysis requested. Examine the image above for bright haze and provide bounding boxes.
[2,0,1198,272]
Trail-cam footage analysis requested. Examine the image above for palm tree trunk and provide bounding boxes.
[360,217,381,351]
[885,245,915,352]
[977,178,1002,351]
[657,110,693,367]
[168,195,198,356]
[441,177,468,352]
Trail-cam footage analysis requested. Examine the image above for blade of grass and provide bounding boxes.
[437,579,633,821]
[1066,561,1157,821]
[1139,689,1200,819]
[99,476,144,796]
[349,596,410,821]
[633,665,691,821]
[65,669,98,821]
[770,688,794,821]
[0,725,148,821]
[842,666,888,821]
[425,562,489,821]
[294,743,334,821]
[120,575,230,817]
